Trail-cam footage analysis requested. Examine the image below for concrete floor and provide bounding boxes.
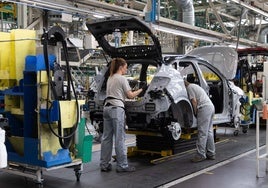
[169,151,268,188]
[0,127,267,188]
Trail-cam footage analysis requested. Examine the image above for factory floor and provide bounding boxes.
[0,126,268,188]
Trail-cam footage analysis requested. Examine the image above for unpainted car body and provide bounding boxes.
[165,46,245,132]
[86,16,244,142]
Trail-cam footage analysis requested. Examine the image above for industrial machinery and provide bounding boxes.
[0,26,92,185]
[234,48,268,126]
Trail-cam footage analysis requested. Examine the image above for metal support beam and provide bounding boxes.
[208,0,230,35]
[217,11,239,21]
[230,0,268,18]
[26,17,42,30]
[230,9,248,35]
[156,16,268,47]
[255,15,263,41]
[4,0,268,48]
[17,4,27,28]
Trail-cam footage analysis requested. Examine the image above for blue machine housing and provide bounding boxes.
[4,54,72,168]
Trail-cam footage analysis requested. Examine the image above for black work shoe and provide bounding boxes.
[207,155,216,160]
[116,166,136,173]
[101,163,112,172]
[191,155,206,163]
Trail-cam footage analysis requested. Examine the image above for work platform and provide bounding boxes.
[0,127,267,188]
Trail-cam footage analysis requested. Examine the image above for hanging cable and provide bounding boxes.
[41,26,79,149]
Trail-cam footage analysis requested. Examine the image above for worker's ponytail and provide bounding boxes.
[110,58,127,76]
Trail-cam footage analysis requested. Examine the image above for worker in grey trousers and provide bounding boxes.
[100,58,145,172]
[184,80,216,162]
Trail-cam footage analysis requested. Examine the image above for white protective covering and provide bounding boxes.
[0,128,7,168]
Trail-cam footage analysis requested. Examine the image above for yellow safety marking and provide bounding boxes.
[127,146,173,157]
[160,150,173,157]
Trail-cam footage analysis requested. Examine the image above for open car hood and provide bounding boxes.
[86,16,162,61]
[187,46,238,79]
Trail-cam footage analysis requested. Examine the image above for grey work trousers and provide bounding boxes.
[196,104,215,158]
[100,106,128,169]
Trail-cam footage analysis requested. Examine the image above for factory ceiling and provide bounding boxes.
[3,0,268,48]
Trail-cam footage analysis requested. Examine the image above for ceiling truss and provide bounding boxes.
[2,0,268,48]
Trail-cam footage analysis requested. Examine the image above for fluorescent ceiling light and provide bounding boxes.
[93,14,105,18]
[4,0,111,18]
[151,24,221,42]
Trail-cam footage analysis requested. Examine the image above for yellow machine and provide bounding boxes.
[0,26,92,184]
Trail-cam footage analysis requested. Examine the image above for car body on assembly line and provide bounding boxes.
[165,45,246,135]
[86,16,245,153]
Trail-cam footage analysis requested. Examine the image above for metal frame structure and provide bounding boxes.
[256,110,268,178]
[2,0,268,48]
[1,160,83,184]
